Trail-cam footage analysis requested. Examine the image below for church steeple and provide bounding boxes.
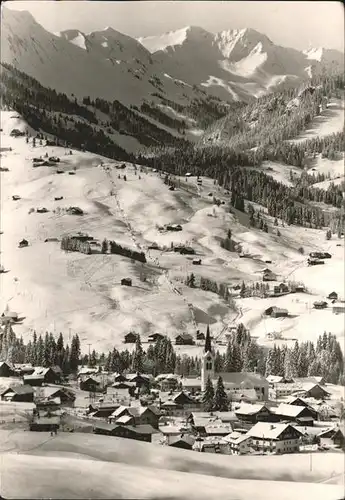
[201,325,215,392]
[204,324,212,353]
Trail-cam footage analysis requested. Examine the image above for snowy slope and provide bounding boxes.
[0,430,344,500]
[137,26,191,53]
[304,47,345,69]
[1,111,344,354]
[0,8,152,106]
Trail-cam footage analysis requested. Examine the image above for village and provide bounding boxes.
[0,324,344,457]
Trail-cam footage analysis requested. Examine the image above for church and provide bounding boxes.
[182,328,269,401]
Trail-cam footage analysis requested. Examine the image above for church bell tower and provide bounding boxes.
[201,326,215,392]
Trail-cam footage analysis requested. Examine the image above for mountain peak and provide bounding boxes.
[215,27,273,60]
[138,25,213,54]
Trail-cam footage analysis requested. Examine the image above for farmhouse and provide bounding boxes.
[18,239,29,248]
[23,367,61,386]
[175,333,195,345]
[121,278,132,286]
[1,384,34,402]
[35,397,61,413]
[313,301,328,309]
[30,417,60,432]
[0,361,14,377]
[79,376,101,392]
[168,435,195,450]
[318,425,345,449]
[93,422,156,442]
[148,333,165,343]
[36,386,76,406]
[10,128,25,137]
[299,383,331,400]
[123,332,138,343]
[224,431,252,455]
[89,403,121,419]
[264,306,288,318]
[328,291,338,300]
[66,206,84,215]
[235,403,278,424]
[247,422,303,454]
[308,257,324,266]
[126,373,152,387]
[180,377,202,392]
[262,270,277,282]
[274,403,316,426]
[109,404,161,428]
[273,283,289,295]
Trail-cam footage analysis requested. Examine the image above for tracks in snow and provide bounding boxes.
[103,164,198,331]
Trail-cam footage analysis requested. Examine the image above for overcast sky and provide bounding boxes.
[6,1,345,51]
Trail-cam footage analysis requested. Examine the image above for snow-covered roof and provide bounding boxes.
[274,403,310,417]
[247,422,302,440]
[235,403,268,415]
[224,431,251,444]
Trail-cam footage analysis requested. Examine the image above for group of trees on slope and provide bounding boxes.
[2,322,343,384]
[0,63,185,157]
[144,149,343,228]
[82,95,186,148]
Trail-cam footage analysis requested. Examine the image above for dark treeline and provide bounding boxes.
[102,239,146,263]
[1,63,97,123]
[143,148,341,227]
[0,63,185,157]
[82,96,187,148]
[205,73,344,155]
[61,236,92,255]
[1,323,343,384]
[265,332,344,385]
[263,129,345,167]
[151,91,234,129]
[140,101,186,132]
[1,63,131,161]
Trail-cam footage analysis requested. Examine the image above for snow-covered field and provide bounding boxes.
[1,111,344,353]
[289,99,344,144]
[0,430,343,499]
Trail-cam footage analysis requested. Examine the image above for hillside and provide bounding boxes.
[1,110,344,355]
[0,430,344,499]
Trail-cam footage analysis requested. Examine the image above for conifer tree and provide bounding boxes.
[224,341,233,372]
[56,332,64,368]
[69,335,81,372]
[101,239,108,254]
[202,376,215,411]
[213,376,228,411]
[132,335,144,372]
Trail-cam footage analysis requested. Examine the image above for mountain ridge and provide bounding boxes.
[2,6,343,109]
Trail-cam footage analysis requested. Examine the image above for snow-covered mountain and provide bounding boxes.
[1,8,344,107]
[303,47,345,68]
